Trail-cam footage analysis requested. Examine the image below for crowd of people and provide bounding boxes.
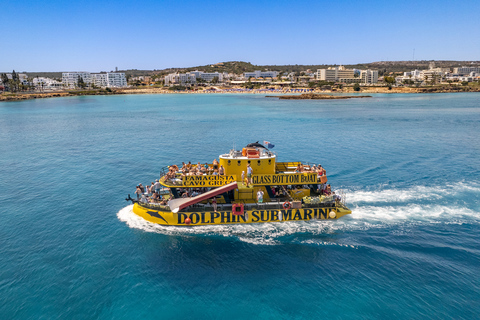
[163,160,226,183]
[294,163,327,177]
[134,180,169,205]
[133,159,339,206]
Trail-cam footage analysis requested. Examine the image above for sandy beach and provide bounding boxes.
[1,85,479,102]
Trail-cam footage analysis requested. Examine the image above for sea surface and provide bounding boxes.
[1,93,479,319]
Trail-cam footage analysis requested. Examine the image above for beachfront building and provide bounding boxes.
[244,70,278,79]
[360,70,379,84]
[62,72,92,88]
[92,74,108,88]
[164,73,197,86]
[316,66,379,84]
[317,66,355,82]
[105,72,127,87]
[453,66,480,75]
[91,73,127,88]
[199,72,223,83]
[63,72,127,88]
[164,71,224,85]
[33,77,63,91]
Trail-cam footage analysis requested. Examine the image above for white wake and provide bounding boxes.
[117,181,480,244]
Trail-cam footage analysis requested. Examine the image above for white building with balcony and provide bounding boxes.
[33,77,63,91]
[244,70,278,79]
[360,70,379,84]
[316,66,355,82]
[105,73,127,87]
[62,72,92,88]
[453,67,480,75]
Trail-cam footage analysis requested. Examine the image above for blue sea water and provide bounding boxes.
[0,93,479,319]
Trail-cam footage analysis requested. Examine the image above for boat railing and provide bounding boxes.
[275,161,319,173]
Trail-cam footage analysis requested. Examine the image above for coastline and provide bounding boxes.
[1,85,480,102]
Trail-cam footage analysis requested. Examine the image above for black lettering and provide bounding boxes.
[320,209,327,219]
[304,209,313,220]
[293,210,302,220]
[200,212,210,224]
[251,211,260,222]
[178,213,188,224]
[260,210,269,222]
[270,210,279,221]
[210,211,220,223]
[282,209,292,221]
[221,211,230,223]
[189,213,200,224]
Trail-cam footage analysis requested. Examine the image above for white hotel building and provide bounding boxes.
[316,66,378,84]
[244,70,278,79]
[164,71,223,85]
[62,72,127,88]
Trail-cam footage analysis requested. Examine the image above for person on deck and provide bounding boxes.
[211,197,217,212]
[135,185,142,199]
[247,164,253,186]
[154,179,161,194]
[257,189,264,203]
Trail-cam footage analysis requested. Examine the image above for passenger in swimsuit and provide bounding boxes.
[211,197,217,212]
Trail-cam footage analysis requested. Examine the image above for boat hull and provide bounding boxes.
[132,203,351,226]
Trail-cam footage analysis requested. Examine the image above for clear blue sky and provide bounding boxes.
[1,0,479,72]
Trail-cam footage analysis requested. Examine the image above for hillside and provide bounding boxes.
[12,60,480,79]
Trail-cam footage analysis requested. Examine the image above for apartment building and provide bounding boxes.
[244,70,278,79]
[105,73,127,87]
[316,66,355,82]
[164,71,223,85]
[361,70,379,84]
[62,72,92,88]
[63,72,127,88]
[453,67,480,75]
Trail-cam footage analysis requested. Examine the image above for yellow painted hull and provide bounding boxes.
[133,203,351,226]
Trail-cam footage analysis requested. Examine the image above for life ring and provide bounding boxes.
[329,210,336,219]
[232,203,244,216]
[283,201,291,210]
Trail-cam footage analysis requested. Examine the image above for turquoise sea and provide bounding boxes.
[1,93,479,319]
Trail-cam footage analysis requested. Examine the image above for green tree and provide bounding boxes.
[353,83,361,91]
[10,70,20,92]
[384,76,396,85]
[77,76,87,89]
[1,73,9,91]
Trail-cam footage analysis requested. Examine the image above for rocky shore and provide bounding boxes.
[0,89,122,102]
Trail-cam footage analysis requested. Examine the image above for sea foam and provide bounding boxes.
[117,181,480,245]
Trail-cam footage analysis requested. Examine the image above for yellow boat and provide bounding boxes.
[126,143,351,226]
